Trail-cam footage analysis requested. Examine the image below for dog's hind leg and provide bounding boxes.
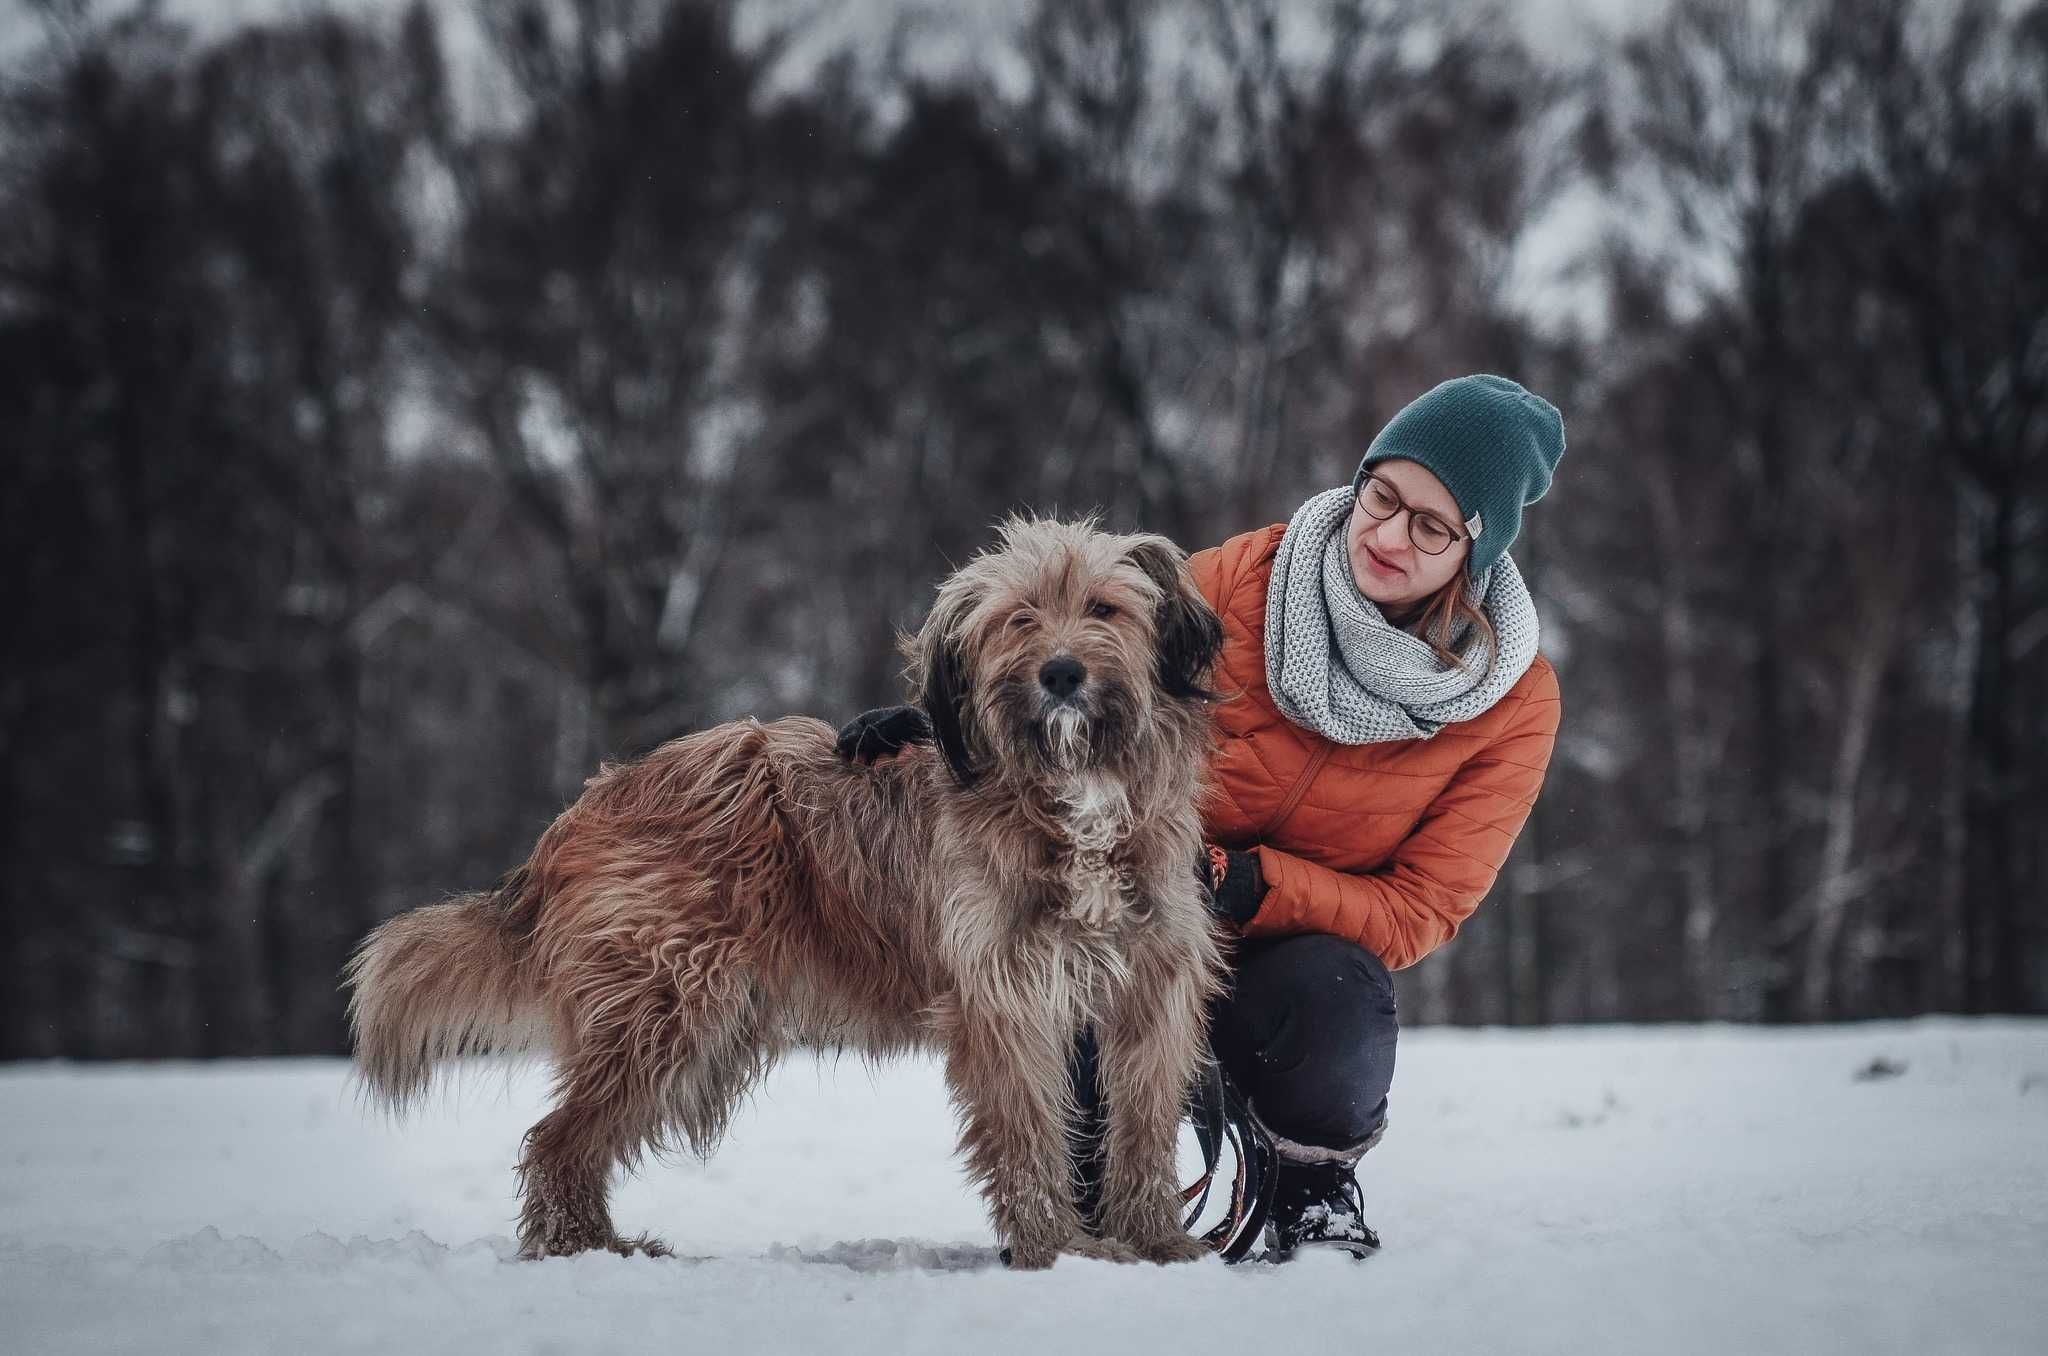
[512,985,690,1258]
[515,993,710,1260]
[515,938,767,1260]
[514,1070,667,1259]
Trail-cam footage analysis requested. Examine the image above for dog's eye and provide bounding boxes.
[1007,612,1036,630]
[1087,601,1119,620]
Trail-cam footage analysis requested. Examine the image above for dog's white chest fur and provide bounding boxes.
[1055,771,1136,929]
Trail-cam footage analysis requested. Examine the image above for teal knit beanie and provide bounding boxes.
[1356,374,1565,581]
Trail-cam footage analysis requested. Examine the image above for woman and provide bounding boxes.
[840,373,1565,1263]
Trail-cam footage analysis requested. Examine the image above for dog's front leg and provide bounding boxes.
[939,988,1091,1270]
[1094,950,1218,1264]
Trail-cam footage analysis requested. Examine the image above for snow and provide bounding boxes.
[4,1018,2046,1354]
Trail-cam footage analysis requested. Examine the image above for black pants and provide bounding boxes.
[1071,933,1399,1210]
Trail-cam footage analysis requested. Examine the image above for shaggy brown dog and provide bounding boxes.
[345,518,1228,1269]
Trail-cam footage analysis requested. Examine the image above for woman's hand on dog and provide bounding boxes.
[835,705,934,763]
[1200,843,1267,929]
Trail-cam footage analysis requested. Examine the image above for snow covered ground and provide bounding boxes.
[4,1017,2045,1355]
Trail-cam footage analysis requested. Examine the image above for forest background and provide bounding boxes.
[3,0,2043,1057]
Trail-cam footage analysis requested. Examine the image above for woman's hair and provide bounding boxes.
[1404,573,1498,672]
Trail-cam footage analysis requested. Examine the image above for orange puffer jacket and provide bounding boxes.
[1190,524,1561,970]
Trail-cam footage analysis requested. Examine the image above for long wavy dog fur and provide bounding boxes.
[345,518,1229,1268]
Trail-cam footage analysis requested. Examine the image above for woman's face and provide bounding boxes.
[1345,458,1470,611]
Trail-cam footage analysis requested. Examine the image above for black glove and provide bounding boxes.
[834,704,934,764]
[1198,843,1267,928]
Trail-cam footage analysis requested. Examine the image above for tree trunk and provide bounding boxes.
[1648,472,1719,1018]
[1967,492,2018,1012]
[1798,623,1891,1018]
[1747,216,1795,1022]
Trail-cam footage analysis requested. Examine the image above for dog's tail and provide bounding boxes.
[344,869,545,1114]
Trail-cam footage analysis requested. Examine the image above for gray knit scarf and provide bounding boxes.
[1263,486,1539,744]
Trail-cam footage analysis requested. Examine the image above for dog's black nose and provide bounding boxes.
[1038,657,1086,699]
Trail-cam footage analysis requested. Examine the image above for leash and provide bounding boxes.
[1180,1058,1276,1263]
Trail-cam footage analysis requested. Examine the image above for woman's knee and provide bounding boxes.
[1228,933,1397,1028]
[1291,932,1395,991]
[1210,933,1398,1151]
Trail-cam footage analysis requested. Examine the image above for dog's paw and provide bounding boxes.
[1002,1241,1060,1271]
[610,1232,673,1259]
[518,1230,672,1261]
[1124,1230,1212,1265]
[520,1221,610,1260]
[1061,1233,1144,1265]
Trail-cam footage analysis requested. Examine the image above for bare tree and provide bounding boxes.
[1838,0,2048,1013]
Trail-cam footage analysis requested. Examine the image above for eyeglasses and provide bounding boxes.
[1351,471,1469,556]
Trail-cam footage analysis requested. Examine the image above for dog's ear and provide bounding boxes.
[910,582,986,788]
[1123,535,1224,701]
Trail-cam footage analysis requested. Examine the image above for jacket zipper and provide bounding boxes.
[1255,741,1337,841]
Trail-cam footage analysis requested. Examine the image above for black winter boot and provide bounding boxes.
[1264,1156,1381,1260]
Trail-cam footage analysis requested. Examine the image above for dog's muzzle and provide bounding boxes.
[1035,656,1094,768]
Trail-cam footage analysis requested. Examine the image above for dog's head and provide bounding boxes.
[904,517,1224,789]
